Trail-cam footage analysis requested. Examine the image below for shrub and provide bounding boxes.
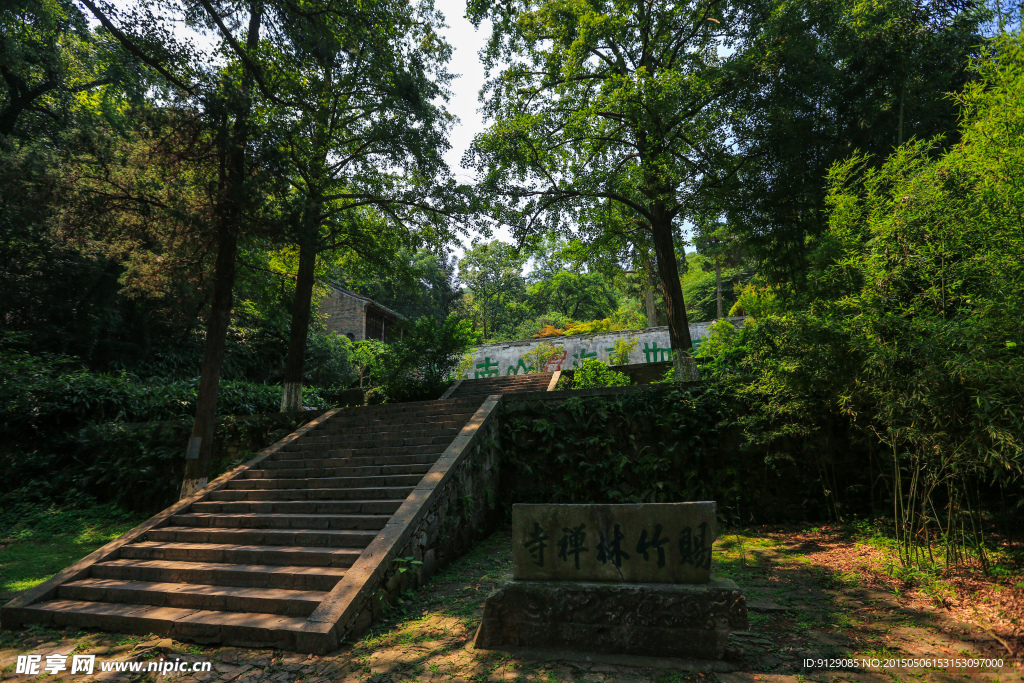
[569,358,631,389]
[0,349,333,442]
[564,318,615,335]
[609,337,638,365]
[0,412,325,513]
[500,384,750,514]
[695,320,745,364]
[532,324,567,338]
[522,340,562,372]
[303,332,358,387]
[358,315,477,402]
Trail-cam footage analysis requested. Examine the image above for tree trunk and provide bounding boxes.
[179,2,262,500]
[715,260,723,319]
[280,230,318,412]
[643,254,657,327]
[180,228,238,498]
[650,213,698,381]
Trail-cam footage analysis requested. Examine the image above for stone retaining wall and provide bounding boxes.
[460,318,746,379]
[303,397,505,651]
[341,417,501,640]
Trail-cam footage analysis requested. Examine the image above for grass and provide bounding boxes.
[1,519,1008,680]
[0,499,144,594]
[714,531,778,577]
[351,528,514,652]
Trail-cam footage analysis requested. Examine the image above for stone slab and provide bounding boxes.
[474,578,747,659]
[512,502,716,583]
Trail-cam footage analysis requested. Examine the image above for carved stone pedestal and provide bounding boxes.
[474,577,747,659]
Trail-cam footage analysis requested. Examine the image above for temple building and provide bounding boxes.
[319,284,404,342]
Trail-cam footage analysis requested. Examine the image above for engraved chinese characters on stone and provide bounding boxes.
[512,502,717,584]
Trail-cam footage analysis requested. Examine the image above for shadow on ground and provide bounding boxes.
[1,526,1019,682]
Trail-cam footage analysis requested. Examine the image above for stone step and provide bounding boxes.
[455,386,541,393]
[0,394,489,651]
[225,474,425,490]
[326,398,482,416]
[14,599,311,648]
[58,579,326,617]
[319,409,477,424]
[91,559,345,591]
[265,454,436,468]
[305,423,462,440]
[271,445,443,460]
[282,434,455,451]
[456,381,547,391]
[315,420,472,437]
[328,398,481,415]
[169,512,390,530]
[459,376,549,384]
[299,429,460,443]
[278,440,448,454]
[148,526,379,548]
[119,541,362,567]
[189,499,402,515]
[208,486,415,502]
[465,378,548,385]
[449,375,552,396]
[242,463,432,480]
[317,410,478,430]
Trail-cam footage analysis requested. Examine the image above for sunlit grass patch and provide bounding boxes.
[715,530,779,575]
[351,528,514,649]
[0,501,143,594]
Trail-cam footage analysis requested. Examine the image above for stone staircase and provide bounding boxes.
[446,372,554,398]
[1,397,488,648]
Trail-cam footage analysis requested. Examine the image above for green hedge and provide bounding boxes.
[0,412,325,513]
[0,349,340,440]
[500,383,869,524]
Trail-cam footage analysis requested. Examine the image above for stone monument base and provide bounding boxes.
[474,577,747,660]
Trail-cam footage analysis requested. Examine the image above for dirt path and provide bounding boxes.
[1,526,1019,682]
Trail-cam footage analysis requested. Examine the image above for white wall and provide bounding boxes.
[460,318,747,379]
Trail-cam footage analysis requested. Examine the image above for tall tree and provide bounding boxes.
[0,0,155,365]
[79,0,281,498]
[458,241,527,340]
[692,219,745,319]
[566,206,664,328]
[1,0,130,142]
[726,0,986,287]
[334,247,461,322]
[261,0,461,412]
[467,0,748,378]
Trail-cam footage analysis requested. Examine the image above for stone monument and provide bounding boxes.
[473,502,747,659]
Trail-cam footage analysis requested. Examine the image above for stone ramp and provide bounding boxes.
[0,397,492,651]
[445,372,554,398]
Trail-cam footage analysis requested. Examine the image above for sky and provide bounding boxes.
[101,0,501,254]
[429,0,511,253]
[431,0,492,187]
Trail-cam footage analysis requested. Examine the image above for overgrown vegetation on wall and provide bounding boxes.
[500,383,867,525]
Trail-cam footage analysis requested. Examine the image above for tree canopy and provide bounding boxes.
[2,0,1021,544]
[467,0,756,373]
